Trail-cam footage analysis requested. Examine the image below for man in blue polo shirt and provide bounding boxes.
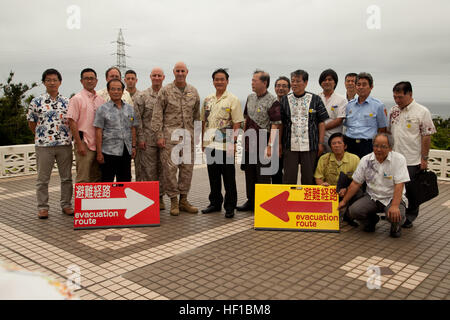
[344,72,387,159]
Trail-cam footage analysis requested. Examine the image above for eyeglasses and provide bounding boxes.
[275,84,289,88]
[82,77,97,81]
[373,144,389,149]
[108,88,123,92]
[44,79,60,83]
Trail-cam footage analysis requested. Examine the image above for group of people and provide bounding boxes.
[27,63,436,238]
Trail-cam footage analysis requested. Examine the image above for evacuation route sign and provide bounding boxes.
[254,184,339,232]
[74,181,160,230]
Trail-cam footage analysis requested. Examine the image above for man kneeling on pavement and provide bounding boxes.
[314,132,360,226]
[338,133,410,238]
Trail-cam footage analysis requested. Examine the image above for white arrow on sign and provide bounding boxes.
[81,187,154,219]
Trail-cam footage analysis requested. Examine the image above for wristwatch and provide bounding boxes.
[422,155,429,160]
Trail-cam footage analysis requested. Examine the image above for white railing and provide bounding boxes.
[0,144,448,181]
[428,149,450,181]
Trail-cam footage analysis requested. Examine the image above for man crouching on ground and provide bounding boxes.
[338,133,410,238]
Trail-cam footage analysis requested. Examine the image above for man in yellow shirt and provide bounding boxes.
[201,68,244,218]
[314,132,360,225]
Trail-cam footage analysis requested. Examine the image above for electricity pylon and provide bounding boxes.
[111,28,130,77]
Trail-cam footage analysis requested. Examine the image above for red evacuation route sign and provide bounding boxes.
[73,181,160,230]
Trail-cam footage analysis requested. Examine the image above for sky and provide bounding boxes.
[1,0,449,115]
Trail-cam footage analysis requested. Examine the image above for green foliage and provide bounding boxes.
[0,72,38,146]
[431,117,450,150]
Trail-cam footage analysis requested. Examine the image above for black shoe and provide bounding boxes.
[401,219,413,228]
[343,213,359,227]
[363,215,380,232]
[201,205,221,214]
[236,201,253,212]
[390,223,402,238]
[225,209,235,218]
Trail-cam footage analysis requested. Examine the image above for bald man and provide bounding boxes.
[133,68,167,208]
[151,62,201,216]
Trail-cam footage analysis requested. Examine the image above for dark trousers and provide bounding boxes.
[206,148,237,211]
[349,193,406,227]
[405,164,421,222]
[101,148,132,182]
[282,150,317,185]
[242,150,271,206]
[271,155,284,184]
[345,137,373,159]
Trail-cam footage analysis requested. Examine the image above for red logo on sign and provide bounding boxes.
[260,191,333,222]
[74,182,160,230]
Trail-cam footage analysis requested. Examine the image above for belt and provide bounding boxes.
[345,136,372,143]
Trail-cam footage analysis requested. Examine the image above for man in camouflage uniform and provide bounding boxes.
[151,62,200,216]
[133,67,166,209]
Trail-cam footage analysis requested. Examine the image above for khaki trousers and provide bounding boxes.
[35,145,73,211]
[74,141,101,183]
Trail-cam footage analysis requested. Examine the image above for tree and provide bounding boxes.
[431,117,450,151]
[0,71,37,145]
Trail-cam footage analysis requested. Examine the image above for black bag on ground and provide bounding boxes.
[405,170,439,208]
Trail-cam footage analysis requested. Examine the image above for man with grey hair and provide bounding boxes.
[236,70,282,212]
[344,72,387,159]
[338,133,410,238]
[97,67,134,106]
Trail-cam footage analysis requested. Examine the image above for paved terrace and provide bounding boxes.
[0,166,449,300]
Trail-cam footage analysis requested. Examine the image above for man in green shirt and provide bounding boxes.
[314,132,360,226]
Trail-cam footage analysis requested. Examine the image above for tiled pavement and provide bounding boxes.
[0,166,449,300]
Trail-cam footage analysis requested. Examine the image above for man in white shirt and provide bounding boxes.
[338,133,410,238]
[388,81,436,228]
[318,69,348,152]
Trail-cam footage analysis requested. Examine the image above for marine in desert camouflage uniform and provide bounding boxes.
[133,67,166,209]
[151,62,200,216]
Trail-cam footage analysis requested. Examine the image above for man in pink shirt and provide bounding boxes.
[67,68,105,182]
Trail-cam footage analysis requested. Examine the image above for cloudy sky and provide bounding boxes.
[1,0,449,115]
